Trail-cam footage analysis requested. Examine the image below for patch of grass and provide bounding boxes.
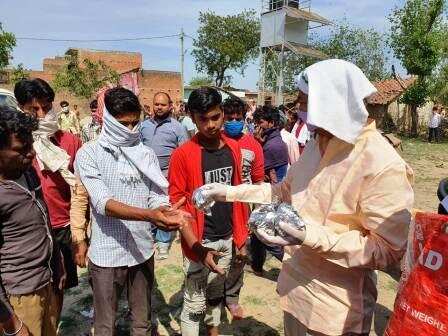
[386,278,399,292]
[401,138,448,162]
[243,295,267,306]
[275,323,284,332]
[155,264,184,293]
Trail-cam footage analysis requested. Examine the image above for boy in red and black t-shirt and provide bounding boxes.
[168,88,248,336]
[221,97,264,319]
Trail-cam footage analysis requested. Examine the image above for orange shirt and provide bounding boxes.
[227,122,414,334]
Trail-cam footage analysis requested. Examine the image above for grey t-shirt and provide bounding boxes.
[141,117,188,174]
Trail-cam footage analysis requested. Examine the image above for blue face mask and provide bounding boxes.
[224,120,244,138]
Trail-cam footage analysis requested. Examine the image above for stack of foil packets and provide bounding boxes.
[248,203,306,238]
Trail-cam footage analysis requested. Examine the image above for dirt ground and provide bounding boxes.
[59,138,448,336]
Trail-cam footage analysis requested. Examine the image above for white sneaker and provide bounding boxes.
[156,243,169,260]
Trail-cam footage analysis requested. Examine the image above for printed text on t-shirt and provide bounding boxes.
[204,167,233,185]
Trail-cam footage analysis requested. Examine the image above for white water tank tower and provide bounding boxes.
[258,0,331,105]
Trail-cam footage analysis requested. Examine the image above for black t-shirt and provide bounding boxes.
[202,146,234,241]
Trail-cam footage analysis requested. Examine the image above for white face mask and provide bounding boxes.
[34,108,59,137]
[61,106,69,113]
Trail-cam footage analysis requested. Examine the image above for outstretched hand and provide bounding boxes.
[151,197,192,231]
[192,243,225,275]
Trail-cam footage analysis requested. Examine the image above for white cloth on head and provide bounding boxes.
[32,108,76,187]
[295,59,377,144]
[98,108,168,190]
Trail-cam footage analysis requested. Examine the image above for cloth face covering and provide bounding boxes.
[224,120,244,138]
[33,108,76,187]
[295,59,377,144]
[98,108,168,190]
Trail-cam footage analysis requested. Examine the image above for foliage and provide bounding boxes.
[53,50,119,99]
[389,0,445,77]
[0,23,16,71]
[401,78,430,107]
[318,22,388,81]
[430,62,448,105]
[388,0,446,136]
[192,10,260,87]
[429,30,448,105]
[265,21,389,92]
[188,75,214,87]
[10,63,29,84]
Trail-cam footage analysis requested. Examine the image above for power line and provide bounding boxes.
[16,34,181,42]
[184,34,196,41]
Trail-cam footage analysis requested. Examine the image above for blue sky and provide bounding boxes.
[1,0,406,90]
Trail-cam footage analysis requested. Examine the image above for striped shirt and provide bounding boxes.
[75,141,169,267]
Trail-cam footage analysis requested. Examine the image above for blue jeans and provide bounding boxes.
[152,228,171,244]
[275,164,288,182]
[250,233,284,273]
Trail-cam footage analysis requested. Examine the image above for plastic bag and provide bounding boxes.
[385,213,448,336]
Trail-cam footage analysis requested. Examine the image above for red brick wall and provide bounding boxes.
[1,49,180,119]
[77,49,142,73]
[139,70,182,108]
[42,56,66,74]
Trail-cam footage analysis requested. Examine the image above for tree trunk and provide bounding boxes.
[216,76,223,88]
[215,68,227,87]
[410,104,419,137]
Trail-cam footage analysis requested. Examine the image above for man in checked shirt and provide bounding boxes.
[75,87,190,336]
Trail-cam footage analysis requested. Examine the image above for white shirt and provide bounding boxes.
[292,122,311,146]
[280,129,301,165]
[428,112,442,128]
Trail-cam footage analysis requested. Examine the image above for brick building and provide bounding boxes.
[1,48,181,118]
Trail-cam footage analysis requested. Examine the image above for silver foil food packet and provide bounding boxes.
[249,203,306,239]
[248,204,277,235]
[192,187,215,216]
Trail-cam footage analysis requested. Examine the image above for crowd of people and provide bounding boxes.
[0,59,422,336]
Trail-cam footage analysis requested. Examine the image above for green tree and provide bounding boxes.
[53,50,119,99]
[192,10,260,87]
[429,30,448,105]
[265,21,388,92]
[0,23,16,71]
[317,22,388,82]
[10,63,29,84]
[389,0,446,136]
[188,75,214,87]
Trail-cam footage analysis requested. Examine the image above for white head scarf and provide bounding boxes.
[98,108,168,190]
[295,59,377,144]
[33,108,76,186]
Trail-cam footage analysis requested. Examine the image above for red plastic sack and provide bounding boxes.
[385,213,448,336]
